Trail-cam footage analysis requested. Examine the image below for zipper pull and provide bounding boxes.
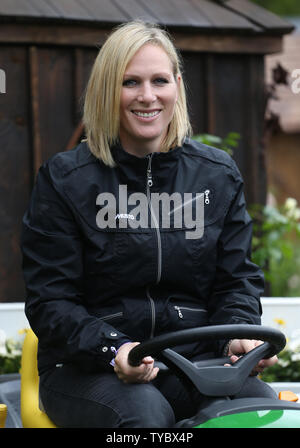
[147,170,153,187]
[147,154,154,187]
[204,189,210,204]
[175,306,183,319]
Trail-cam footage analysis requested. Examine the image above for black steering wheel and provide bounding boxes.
[128,325,286,397]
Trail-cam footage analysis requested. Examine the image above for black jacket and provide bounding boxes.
[21,139,264,374]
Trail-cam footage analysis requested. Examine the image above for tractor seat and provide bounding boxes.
[20,329,56,428]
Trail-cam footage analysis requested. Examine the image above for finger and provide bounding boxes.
[260,355,278,368]
[224,355,239,367]
[142,362,156,379]
[230,355,240,363]
[243,339,257,353]
[142,356,155,364]
[141,366,159,383]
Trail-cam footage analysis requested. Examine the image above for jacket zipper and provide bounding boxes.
[146,289,156,339]
[146,153,162,338]
[174,306,207,319]
[146,153,162,283]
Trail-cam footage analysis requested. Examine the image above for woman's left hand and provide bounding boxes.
[227,339,278,375]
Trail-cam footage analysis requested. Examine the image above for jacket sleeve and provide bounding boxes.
[21,163,130,372]
[208,160,265,354]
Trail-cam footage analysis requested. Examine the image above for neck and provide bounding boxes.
[119,136,165,158]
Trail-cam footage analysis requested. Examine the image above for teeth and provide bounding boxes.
[133,111,160,118]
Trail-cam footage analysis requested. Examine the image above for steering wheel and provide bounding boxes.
[128,324,286,397]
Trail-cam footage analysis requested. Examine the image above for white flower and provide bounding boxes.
[288,329,300,352]
[278,358,290,368]
[293,209,300,220]
[291,353,300,362]
[285,197,298,210]
[284,198,300,220]
[288,275,300,290]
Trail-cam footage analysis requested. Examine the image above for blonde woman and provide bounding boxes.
[22,21,277,428]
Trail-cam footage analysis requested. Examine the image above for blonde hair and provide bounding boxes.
[83,21,191,166]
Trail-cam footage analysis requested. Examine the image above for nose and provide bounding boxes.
[138,82,156,103]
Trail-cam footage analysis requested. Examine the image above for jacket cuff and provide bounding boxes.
[98,329,132,367]
[110,340,132,367]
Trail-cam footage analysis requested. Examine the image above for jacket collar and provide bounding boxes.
[111,141,182,191]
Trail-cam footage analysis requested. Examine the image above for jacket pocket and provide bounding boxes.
[164,302,208,332]
[174,305,207,320]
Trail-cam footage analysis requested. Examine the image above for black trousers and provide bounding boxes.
[39,363,278,428]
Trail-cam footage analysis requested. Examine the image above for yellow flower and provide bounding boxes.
[274,318,286,327]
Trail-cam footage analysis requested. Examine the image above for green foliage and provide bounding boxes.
[0,336,22,374]
[251,0,300,16]
[250,199,300,297]
[260,328,300,382]
[193,132,240,156]
[261,349,300,383]
[0,354,21,375]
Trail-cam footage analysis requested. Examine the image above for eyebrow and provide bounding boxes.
[123,71,173,79]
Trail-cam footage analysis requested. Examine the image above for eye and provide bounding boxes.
[153,77,169,85]
[122,79,138,87]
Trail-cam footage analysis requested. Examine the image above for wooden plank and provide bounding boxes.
[190,0,259,30]
[0,23,110,47]
[73,48,84,124]
[206,52,266,205]
[27,0,61,17]
[207,53,248,172]
[76,0,129,22]
[244,54,267,205]
[0,0,42,16]
[0,23,284,54]
[173,32,283,54]
[0,46,31,301]
[113,0,159,23]
[72,46,97,125]
[34,47,74,164]
[204,54,216,135]
[139,0,211,27]
[181,52,206,135]
[40,0,93,20]
[29,46,42,176]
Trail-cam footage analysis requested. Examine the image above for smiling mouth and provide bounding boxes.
[132,110,161,118]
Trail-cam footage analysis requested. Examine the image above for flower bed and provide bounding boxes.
[0,329,24,374]
[260,328,300,383]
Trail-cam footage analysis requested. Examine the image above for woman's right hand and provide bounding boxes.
[113,342,159,384]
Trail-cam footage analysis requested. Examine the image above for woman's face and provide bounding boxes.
[119,44,179,156]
